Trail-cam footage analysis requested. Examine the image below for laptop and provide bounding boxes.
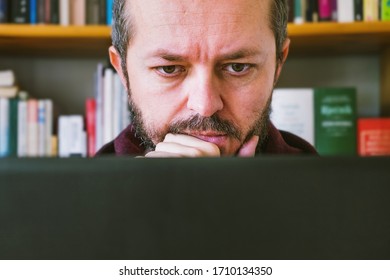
[0,156,389,259]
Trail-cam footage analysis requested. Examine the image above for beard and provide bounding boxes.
[126,90,271,155]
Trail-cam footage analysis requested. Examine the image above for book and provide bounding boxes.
[314,87,357,156]
[294,0,304,24]
[0,70,15,87]
[358,118,390,156]
[106,0,112,25]
[85,98,96,157]
[11,0,30,23]
[0,86,19,98]
[271,88,315,145]
[37,0,45,23]
[17,99,28,157]
[50,0,59,23]
[331,0,338,21]
[27,99,38,157]
[306,0,319,22]
[8,98,19,157]
[58,115,86,157]
[59,0,69,25]
[0,0,8,23]
[382,0,390,20]
[30,0,37,23]
[0,98,10,157]
[364,0,379,21]
[287,0,294,22]
[86,0,100,24]
[70,0,86,25]
[318,0,332,21]
[354,0,363,21]
[44,99,53,156]
[337,0,354,22]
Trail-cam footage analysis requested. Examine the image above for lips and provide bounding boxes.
[185,131,228,146]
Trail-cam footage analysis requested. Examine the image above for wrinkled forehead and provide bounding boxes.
[128,0,272,39]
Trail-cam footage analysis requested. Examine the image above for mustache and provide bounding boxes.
[168,114,242,141]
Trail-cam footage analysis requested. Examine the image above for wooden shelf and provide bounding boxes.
[0,24,111,57]
[1,22,390,56]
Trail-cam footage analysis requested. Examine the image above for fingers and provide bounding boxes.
[144,133,221,158]
[237,135,259,157]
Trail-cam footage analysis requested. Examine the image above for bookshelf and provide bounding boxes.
[0,22,390,114]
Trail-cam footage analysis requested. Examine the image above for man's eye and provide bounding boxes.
[156,65,185,76]
[225,63,251,74]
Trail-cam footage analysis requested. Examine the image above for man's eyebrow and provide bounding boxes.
[219,49,262,60]
[147,49,187,61]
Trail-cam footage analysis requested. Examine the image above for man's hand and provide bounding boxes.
[143,133,259,158]
[144,134,221,157]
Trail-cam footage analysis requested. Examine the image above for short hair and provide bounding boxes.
[111,0,288,73]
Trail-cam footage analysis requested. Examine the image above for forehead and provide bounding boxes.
[128,0,273,49]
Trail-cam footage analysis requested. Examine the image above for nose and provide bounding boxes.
[186,69,223,117]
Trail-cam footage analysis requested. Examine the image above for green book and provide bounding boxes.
[382,0,390,21]
[314,88,357,156]
[8,98,19,157]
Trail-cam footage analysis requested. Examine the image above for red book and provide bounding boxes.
[358,118,390,156]
[86,98,96,157]
[318,0,332,21]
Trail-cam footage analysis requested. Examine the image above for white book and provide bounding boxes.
[271,88,315,145]
[27,99,39,157]
[0,70,15,87]
[113,73,122,137]
[45,100,53,157]
[17,100,28,157]
[103,67,114,144]
[37,100,46,157]
[58,115,86,157]
[95,63,104,152]
[337,0,354,22]
[0,86,19,98]
[0,98,10,157]
[60,0,70,26]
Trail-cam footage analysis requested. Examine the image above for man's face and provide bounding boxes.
[114,0,287,156]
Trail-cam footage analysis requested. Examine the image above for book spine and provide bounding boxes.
[0,0,9,23]
[354,0,363,21]
[382,0,390,20]
[106,0,112,25]
[86,0,99,24]
[17,100,28,157]
[30,0,37,23]
[11,0,30,23]
[287,0,294,22]
[364,0,379,21]
[0,98,10,157]
[44,0,51,23]
[37,100,46,157]
[27,99,38,157]
[37,0,45,23]
[294,0,304,23]
[58,116,69,157]
[59,115,85,157]
[331,0,338,21]
[318,0,332,21]
[103,67,114,144]
[50,0,59,23]
[86,98,96,157]
[59,0,69,25]
[358,118,390,156]
[98,0,105,24]
[314,88,357,156]
[70,0,86,25]
[337,0,354,22]
[8,98,19,157]
[45,99,53,156]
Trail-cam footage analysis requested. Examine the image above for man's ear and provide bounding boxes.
[109,45,128,90]
[274,38,290,86]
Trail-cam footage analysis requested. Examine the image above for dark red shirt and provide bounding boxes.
[96,121,318,156]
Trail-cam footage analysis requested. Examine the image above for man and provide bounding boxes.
[97,0,317,157]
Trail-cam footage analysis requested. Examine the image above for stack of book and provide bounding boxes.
[0,69,54,158]
[0,0,113,25]
[290,0,390,23]
[271,87,358,156]
[358,118,390,156]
